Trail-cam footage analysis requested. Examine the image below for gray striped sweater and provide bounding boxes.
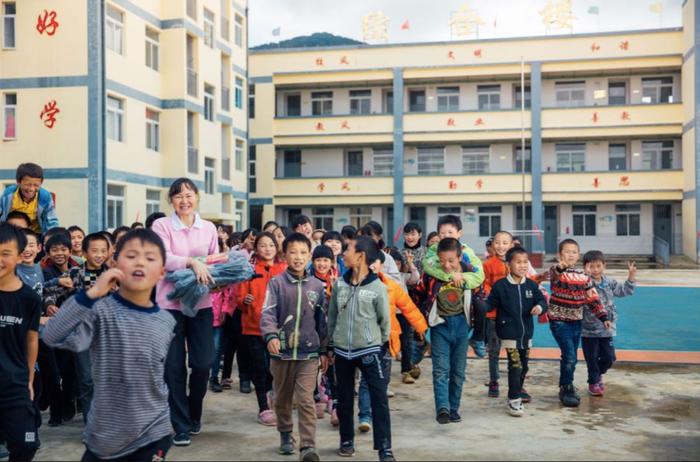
[42,290,176,459]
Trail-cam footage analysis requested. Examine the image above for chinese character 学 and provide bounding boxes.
[36,10,59,36]
[40,100,60,128]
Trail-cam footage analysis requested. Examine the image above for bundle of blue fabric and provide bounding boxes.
[165,250,255,317]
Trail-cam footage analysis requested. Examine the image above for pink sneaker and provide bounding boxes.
[315,402,325,419]
[588,382,604,397]
[257,409,277,426]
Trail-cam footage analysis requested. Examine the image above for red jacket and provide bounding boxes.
[236,259,287,336]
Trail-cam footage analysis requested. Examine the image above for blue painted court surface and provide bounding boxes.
[531,286,700,351]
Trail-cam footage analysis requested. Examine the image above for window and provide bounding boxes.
[514,146,531,173]
[477,85,500,110]
[349,207,372,230]
[144,27,159,71]
[234,14,243,47]
[373,149,393,176]
[186,0,197,20]
[462,146,490,174]
[608,81,627,105]
[234,200,244,231]
[221,126,230,180]
[203,9,215,48]
[3,93,16,139]
[249,145,256,192]
[609,144,627,171]
[145,108,159,151]
[105,5,124,55]
[346,150,363,176]
[641,140,674,170]
[204,158,216,194]
[642,77,673,104]
[478,206,501,237]
[235,139,243,171]
[572,205,596,236]
[3,2,15,49]
[514,85,531,109]
[437,206,461,218]
[248,84,255,118]
[350,90,371,115]
[555,81,585,107]
[555,143,586,172]
[107,184,125,229]
[311,91,332,115]
[417,146,444,175]
[408,89,425,112]
[437,87,460,112]
[312,208,334,231]
[146,189,160,216]
[220,0,230,41]
[383,90,393,114]
[106,96,124,142]
[284,150,301,177]
[187,112,198,173]
[204,84,214,121]
[616,204,641,236]
[234,77,243,109]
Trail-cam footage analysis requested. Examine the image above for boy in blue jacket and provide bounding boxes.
[487,247,547,417]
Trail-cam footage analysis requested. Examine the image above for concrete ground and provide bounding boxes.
[34,358,700,461]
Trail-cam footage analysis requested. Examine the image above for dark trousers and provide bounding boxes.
[244,335,273,412]
[396,314,414,373]
[164,308,214,434]
[81,435,172,462]
[335,354,392,451]
[549,320,582,386]
[74,349,93,423]
[505,348,530,400]
[581,337,616,384]
[0,403,40,461]
[222,310,252,381]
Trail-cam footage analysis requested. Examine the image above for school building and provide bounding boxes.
[248,1,700,261]
[0,0,249,231]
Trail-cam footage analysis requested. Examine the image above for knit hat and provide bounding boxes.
[312,244,333,261]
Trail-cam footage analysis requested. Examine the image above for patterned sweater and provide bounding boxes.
[547,265,607,323]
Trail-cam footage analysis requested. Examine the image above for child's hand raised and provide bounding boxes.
[86,268,124,300]
[627,261,637,282]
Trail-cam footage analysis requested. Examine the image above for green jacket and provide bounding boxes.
[327,271,390,360]
[422,242,485,289]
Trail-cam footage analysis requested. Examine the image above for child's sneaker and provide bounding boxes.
[337,441,355,457]
[409,365,421,379]
[588,381,604,397]
[258,409,277,426]
[358,420,372,433]
[487,381,499,398]
[402,372,415,384]
[436,409,451,424]
[519,388,532,403]
[559,384,581,407]
[508,398,524,417]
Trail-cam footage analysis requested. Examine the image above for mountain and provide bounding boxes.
[252,32,364,50]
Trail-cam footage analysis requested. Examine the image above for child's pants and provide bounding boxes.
[549,320,581,386]
[80,434,172,462]
[430,314,469,413]
[581,337,616,384]
[245,335,273,412]
[485,319,501,382]
[505,348,530,400]
[0,403,40,461]
[269,358,318,449]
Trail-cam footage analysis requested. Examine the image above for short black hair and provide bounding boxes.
[113,226,130,241]
[16,163,44,182]
[67,225,85,236]
[114,228,166,264]
[506,246,528,263]
[403,222,422,234]
[437,214,462,232]
[352,236,380,266]
[340,225,356,240]
[290,214,312,230]
[583,250,605,265]
[322,230,342,244]
[46,233,71,252]
[283,232,312,253]
[145,212,166,228]
[0,222,28,253]
[168,177,199,199]
[263,221,279,231]
[6,211,31,227]
[437,237,462,255]
[558,238,579,253]
[82,232,111,253]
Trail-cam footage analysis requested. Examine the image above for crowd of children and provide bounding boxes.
[0,162,637,462]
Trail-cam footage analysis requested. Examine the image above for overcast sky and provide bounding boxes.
[249,0,683,47]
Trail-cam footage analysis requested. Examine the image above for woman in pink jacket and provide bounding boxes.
[151,178,218,447]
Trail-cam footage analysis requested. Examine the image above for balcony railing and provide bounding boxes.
[188,146,199,174]
[187,68,198,97]
[222,87,230,111]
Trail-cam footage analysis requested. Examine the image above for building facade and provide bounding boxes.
[1,0,249,231]
[249,2,700,260]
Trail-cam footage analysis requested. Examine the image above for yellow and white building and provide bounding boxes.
[250,1,700,261]
[1,0,249,231]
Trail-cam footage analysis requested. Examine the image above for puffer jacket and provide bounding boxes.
[377,272,427,358]
[260,270,327,360]
[236,259,287,336]
[327,270,390,360]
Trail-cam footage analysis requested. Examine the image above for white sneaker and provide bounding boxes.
[508,398,524,417]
